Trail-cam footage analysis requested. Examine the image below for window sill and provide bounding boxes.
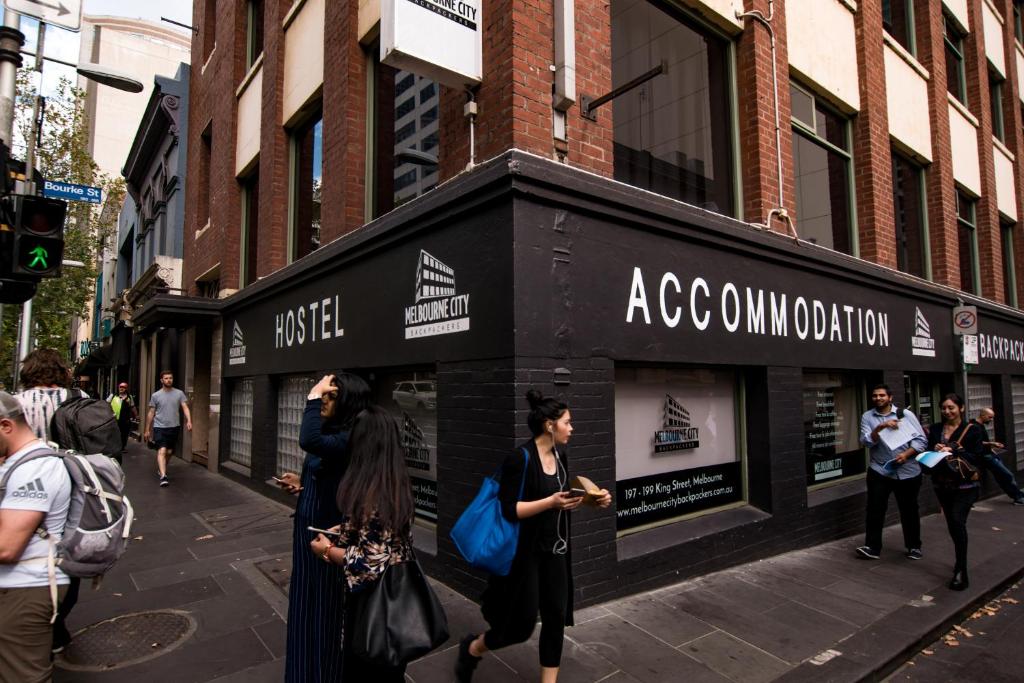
[947,92,979,128]
[283,0,309,31]
[807,475,865,507]
[983,0,1005,25]
[882,32,929,81]
[236,54,264,98]
[201,43,217,77]
[838,0,858,14]
[195,218,212,240]
[993,136,1015,163]
[616,504,770,561]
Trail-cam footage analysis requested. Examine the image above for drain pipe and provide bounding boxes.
[736,1,798,242]
[465,89,478,171]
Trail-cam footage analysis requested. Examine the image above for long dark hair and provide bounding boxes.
[336,406,414,535]
[324,372,371,432]
[525,389,568,436]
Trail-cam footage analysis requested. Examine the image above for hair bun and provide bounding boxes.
[525,389,544,409]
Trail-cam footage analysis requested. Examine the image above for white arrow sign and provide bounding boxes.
[4,0,82,32]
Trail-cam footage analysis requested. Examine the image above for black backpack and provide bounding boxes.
[51,395,123,455]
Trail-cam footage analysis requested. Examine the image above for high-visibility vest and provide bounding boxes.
[108,394,134,420]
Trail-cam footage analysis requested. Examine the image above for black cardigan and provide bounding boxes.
[926,421,983,488]
[480,438,575,627]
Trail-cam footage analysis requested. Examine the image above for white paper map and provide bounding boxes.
[879,419,920,451]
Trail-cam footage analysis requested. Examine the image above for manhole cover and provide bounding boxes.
[56,609,197,671]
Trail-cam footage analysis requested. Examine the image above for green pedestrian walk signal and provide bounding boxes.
[9,195,66,278]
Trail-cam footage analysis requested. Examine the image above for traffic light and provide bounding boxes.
[10,194,66,278]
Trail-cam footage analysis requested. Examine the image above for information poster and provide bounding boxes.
[615,367,743,531]
[803,371,865,486]
[377,370,438,521]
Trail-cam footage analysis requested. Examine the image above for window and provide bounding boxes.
[368,46,440,218]
[956,190,980,294]
[1015,1,1023,43]
[882,0,916,55]
[376,370,439,523]
[228,378,254,470]
[1012,378,1024,469]
[991,71,1005,143]
[240,171,259,287]
[944,13,967,105]
[1003,220,1018,307]
[289,113,322,261]
[203,0,217,61]
[614,367,746,532]
[199,124,212,230]
[791,84,854,254]
[892,151,928,279]
[804,371,867,488]
[611,0,735,216]
[245,0,264,69]
[277,376,316,476]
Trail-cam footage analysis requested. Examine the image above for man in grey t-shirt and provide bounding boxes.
[143,371,192,487]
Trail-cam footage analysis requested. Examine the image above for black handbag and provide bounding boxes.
[348,555,449,668]
[941,425,980,485]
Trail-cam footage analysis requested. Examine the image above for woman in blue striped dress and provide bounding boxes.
[281,373,371,682]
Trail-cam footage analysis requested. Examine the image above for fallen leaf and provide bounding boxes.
[112,593,122,597]
[992,526,1002,531]
[953,625,973,638]
[132,535,143,541]
[1003,597,1019,604]
[945,639,960,647]
[194,534,214,541]
[922,649,935,656]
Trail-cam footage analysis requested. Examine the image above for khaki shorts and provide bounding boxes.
[0,584,69,683]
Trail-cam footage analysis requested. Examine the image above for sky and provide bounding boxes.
[14,1,192,98]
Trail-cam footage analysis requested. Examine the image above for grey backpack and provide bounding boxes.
[0,446,134,578]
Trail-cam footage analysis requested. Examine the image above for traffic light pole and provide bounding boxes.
[12,20,45,388]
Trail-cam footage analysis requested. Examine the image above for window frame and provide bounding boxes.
[286,109,324,263]
[882,0,917,56]
[891,150,931,280]
[991,71,1006,143]
[239,169,259,288]
[245,0,264,70]
[943,13,967,106]
[1003,220,1018,307]
[790,82,858,256]
[956,189,981,295]
[1015,1,1024,44]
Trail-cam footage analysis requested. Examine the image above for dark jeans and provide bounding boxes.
[980,453,1024,500]
[484,551,568,668]
[934,486,980,572]
[864,469,922,552]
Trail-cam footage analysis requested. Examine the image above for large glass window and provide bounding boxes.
[1003,220,1018,307]
[1015,1,1024,44]
[228,378,254,470]
[892,151,927,278]
[245,0,264,69]
[791,84,853,254]
[991,71,1006,143]
[882,0,916,55]
[1012,378,1024,469]
[199,124,212,230]
[368,46,440,219]
[804,371,866,487]
[610,0,735,216]
[614,367,745,533]
[944,13,967,105]
[289,113,322,261]
[240,171,259,287]
[967,376,993,422]
[956,190,980,294]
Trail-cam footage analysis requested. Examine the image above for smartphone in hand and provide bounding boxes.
[307,526,342,537]
[566,488,587,498]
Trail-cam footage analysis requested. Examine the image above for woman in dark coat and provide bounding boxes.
[926,393,984,591]
[455,390,611,683]
[281,373,371,683]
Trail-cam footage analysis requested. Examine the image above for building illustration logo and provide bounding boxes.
[228,321,247,365]
[654,394,700,453]
[400,412,431,471]
[911,307,935,357]
[404,249,471,339]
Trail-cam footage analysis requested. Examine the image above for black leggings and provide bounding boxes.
[934,486,980,572]
[484,551,568,668]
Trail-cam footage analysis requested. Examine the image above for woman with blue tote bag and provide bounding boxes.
[455,389,611,683]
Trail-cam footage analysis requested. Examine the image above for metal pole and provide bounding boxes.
[0,10,23,146]
[13,21,45,388]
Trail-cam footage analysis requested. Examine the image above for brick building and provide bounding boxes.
[137,0,1024,603]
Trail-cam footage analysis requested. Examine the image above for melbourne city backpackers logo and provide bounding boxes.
[404,250,471,339]
[401,413,431,471]
[653,394,700,453]
[911,307,935,357]
[11,478,48,500]
[228,322,247,366]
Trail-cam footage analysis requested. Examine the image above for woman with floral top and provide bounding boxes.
[310,405,415,681]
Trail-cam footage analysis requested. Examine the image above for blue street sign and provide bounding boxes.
[42,180,102,204]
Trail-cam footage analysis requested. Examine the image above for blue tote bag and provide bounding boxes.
[450,448,529,576]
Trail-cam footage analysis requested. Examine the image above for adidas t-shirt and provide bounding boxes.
[0,442,71,588]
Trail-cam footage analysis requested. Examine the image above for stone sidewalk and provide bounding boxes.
[54,444,1024,682]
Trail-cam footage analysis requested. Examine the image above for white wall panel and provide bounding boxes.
[949,101,981,195]
[885,44,932,161]
[786,0,860,111]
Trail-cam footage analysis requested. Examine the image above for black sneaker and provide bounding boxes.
[159,475,169,487]
[905,548,923,561]
[454,634,481,683]
[855,546,880,560]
